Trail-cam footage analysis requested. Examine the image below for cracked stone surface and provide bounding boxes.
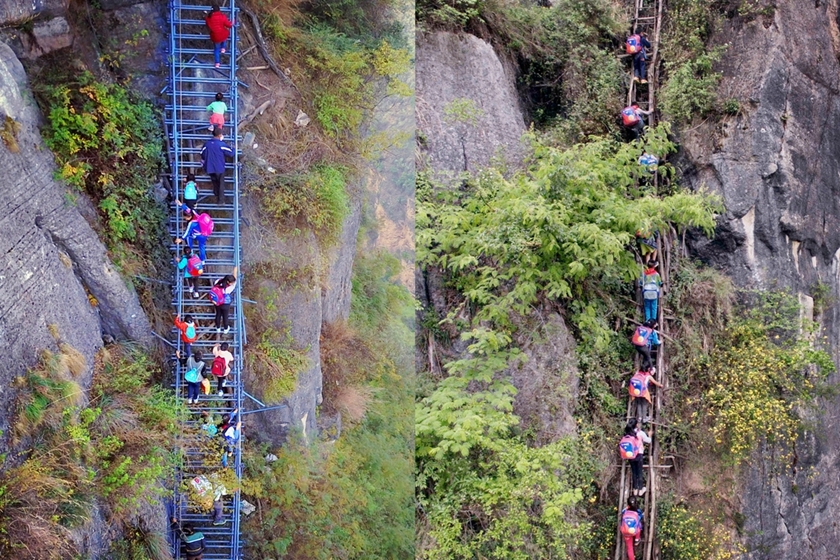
[416,31,527,180]
[0,42,151,455]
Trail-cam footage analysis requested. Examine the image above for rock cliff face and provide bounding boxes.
[416,30,579,441]
[679,2,840,557]
[0,42,151,453]
[416,31,527,178]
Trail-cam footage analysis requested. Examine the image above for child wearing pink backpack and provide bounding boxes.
[210,267,237,334]
[175,209,214,262]
[619,418,651,496]
[619,496,644,560]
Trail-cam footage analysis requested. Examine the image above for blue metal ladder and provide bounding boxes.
[165,1,245,558]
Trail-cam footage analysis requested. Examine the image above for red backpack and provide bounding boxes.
[622,107,640,126]
[629,371,648,398]
[631,326,652,347]
[626,34,642,55]
[620,509,641,536]
[186,255,204,276]
[197,213,214,236]
[619,435,640,460]
[211,355,227,377]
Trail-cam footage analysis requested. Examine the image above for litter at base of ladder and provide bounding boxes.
[241,500,256,516]
[294,110,310,127]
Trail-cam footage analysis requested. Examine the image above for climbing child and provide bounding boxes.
[626,30,651,84]
[635,230,658,265]
[174,314,198,357]
[628,365,663,424]
[619,496,644,560]
[169,519,206,560]
[204,4,234,68]
[622,102,651,140]
[183,173,198,212]
[207,92,227,131]
[639,261,662,322]
[177,349,206,405]
[175,209,213,262]
[638,152,659,175]
[177,246,202,298]
[200,127,234,204]
[619,418,651,496]
[631,319,661,371]
[211,341,234,396]
[210,268,237,334]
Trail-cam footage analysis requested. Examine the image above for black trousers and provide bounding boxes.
[209,173,225,204]
[630,454,645,489]
[635,345,652,370]
[214,303,230,329]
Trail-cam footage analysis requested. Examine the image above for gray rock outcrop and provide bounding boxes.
[679,3,840,558]
[0,41,151,452]
[416,31,527,177]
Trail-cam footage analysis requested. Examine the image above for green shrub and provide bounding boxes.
[242,251,413,559]
[658,496,743,560]
[252,164,350,247]
[660,48,725,124]
[36,70,165,255]
[0,345,181,558]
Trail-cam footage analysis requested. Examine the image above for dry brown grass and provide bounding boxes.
[333,385,373,424]
[320,321,376,415]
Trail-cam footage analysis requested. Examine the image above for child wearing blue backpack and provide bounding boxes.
[174,314,198,357]
[182,173,198,212]
[177,349,206,404]
[639,261,663,322]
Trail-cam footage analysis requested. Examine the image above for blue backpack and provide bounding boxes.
[642,273,660,300]
[185,367,201,383]
[184,181,197,200]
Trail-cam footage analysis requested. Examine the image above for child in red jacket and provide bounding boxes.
[174,314,198,356]
[205,5,234,68]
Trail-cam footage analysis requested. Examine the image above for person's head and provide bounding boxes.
[648,260,658,269]
[182,523,194,535]
[631,102,639,109]
[625,418,638,436]
[644,318,657,329]
[211,3,220,12]
[184,314,194,324]
[193,350,202,362]
[212,126,223,138]
[183,246,192,257]
[186,172,196,182]
[215,92,224,102]
[627,496,639,511]
[223,274,235,285]
[183,206,194,218]
[220,342,229,352]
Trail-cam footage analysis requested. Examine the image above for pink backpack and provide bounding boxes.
[197,213,214,236]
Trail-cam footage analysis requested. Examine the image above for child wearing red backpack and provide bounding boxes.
[628,366,662,424]
[620,418,651,495]
[631,319,661,370]
[174,314,198,357]
[212,342,233,396]
[177,247,203,298]
[622,102,651,140]
[619,496,644,560]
